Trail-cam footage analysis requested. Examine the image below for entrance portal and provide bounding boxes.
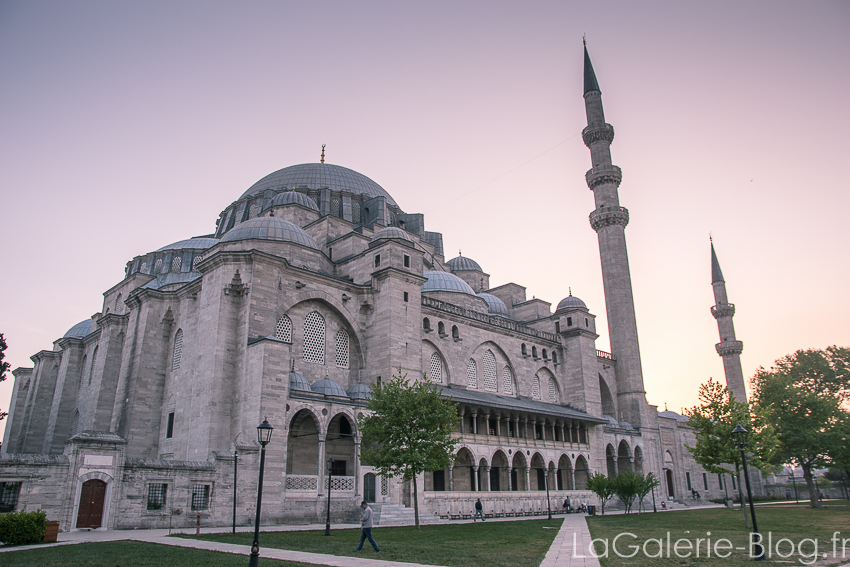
[665,469,675,498]
[76,479,107,528]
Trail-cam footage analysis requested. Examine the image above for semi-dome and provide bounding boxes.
[268,190,320,212]
[556,292,587,312]
[371,226,411,242]
[447,255,482,272]
[221,217,319,250]
[421,271,476,295]
[477,293,509,317]
[347,383,372,400]
[311,378,348,397]
[63,319,92,339]
[156,237,219,252]
[290,370,311,392]
[240,163,398,208]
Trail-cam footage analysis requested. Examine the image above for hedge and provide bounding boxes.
[0,509,47,546]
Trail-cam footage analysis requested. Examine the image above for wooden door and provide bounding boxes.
[76,480,107,528]
[665,469,675,498]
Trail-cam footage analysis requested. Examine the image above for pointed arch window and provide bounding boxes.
[275,316,292,343]
[549,377,557,403]
[172,330,183,370]
[79,355,87,387]
[483,350,497,391]
[304,311,325,364]
[154,258,163,274]
[72,410,80,435]
[502,366,513,395]
[532,374,541,400]
[335,329,349,368]
[466,359,477,389]
[172,256,182,272]
[429,353,443,384]
[89,346,99,385]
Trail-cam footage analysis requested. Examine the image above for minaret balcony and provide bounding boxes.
[582,123,615,147]
[715,340,744,356]
[585,165,622,190]
[711,303,736,319]
[589,206,629,231]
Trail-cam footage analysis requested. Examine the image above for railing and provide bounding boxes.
[422,296,561,343]
[596,350,615,361]
[327,476,355,491]
[285,475,318,491]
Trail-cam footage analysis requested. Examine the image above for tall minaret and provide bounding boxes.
[582,42,648,427]
[710,241,746,401]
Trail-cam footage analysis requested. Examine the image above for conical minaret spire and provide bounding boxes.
[582,43,647,427]
[710,241,746,401]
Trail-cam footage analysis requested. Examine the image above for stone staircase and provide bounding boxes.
[373,504,442,526]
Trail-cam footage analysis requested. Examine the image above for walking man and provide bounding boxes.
[356,501,380,553]
[473,498,484,522]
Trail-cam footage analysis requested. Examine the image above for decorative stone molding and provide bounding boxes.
[582,123,615,147]
[710,304,735,319]
[715,340,744,356]
[224,270,249,297]
[589,207,629,231]
[585,165,622,190]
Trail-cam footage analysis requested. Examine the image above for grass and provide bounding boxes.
[181,518,564,567]
[0,540,325,567]
[586,500,850,566]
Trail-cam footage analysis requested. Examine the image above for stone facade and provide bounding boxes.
[0,46,759,531]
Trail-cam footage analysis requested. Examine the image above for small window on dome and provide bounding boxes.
[532,346,538,359]
[275,316,292,343]
[552,351,558,365]
[542,349,548,360]
[172,256,182,272]
[153,258,162,274]
[555,322,560,333]
[192,255,203,270]
[140,261,148,274]
[352,201,361,224]
[521,343,527,356]
[567,317,573,327]
[331,197,341,218]
[249,203,260,218]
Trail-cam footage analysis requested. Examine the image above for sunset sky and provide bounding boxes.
[1,1,848,439]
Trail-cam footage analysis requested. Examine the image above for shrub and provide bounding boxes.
[0,509,47,546]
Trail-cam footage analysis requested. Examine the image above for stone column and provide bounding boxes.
[458,408,465,434]
[525,466,531,492]
[531,419,538,443]
[472,466,478,492]
[485,466,491,491]
[448,465,454,492]
[317,434,326,497]
[483,413,490,439]
[629,457,635,472]
[354,439,361,497]
[551,422,557,444]
[471,412,478,435]
[523,417,529,440]
[513,417,520,442]
[571,470,576,490]
[495,415,501,437]
[507,467,513,492]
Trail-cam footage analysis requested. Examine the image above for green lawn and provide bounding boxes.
[586,500,850,566]
[0,540,324,567]
[182,518,564,567]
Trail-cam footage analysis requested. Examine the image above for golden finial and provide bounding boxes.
[320,144,325,164]
[583,34,586,47]
[459,249,462,256]
[569,287,572,296]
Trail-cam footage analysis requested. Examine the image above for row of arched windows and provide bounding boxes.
[521,343,558,364]
[275,312,349,368]
[531,373,559,403]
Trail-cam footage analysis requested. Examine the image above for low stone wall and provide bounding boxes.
[0,454,70,524]
[424,490,596,518]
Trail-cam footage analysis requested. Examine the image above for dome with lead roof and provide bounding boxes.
[156,237,219,252]
[63,319,92,339]
[311,378,349,397]
[477,293,509,317]
[556,292,587,312]
[371,227,411,242]
[268,191,320,212]
[421,271,476,295]
[447,255,482,272]
[290,371,311,392]
[347,383,372,400]
[221,217,319,249]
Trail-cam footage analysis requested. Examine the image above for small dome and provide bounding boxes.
[311,378,348,397]
[618,421,634,430]
[347,383,372,400]
[421,271,476,295]
[269,191,320,212]
[477,293,509,317]
[603,415,619,428]
[156,237,219,252]
[290,371,311,392]
[371,226,411,242]
[658,410,689,422]
[556,293,587,312]
[141,272,201,290]
[221,217,319,249]
[63,319,92,339]
[447,255,482,272]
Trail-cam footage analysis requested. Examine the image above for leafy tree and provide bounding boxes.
[636,472,660,513]
[358,369,460,530]
[611,471,642,513]
[751,347,850,508]
[586,472,615,515]
[0,333,10,421]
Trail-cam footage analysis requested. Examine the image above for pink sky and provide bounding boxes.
[1,1,848,439]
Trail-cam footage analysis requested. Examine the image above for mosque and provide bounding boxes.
[0,46,757,530]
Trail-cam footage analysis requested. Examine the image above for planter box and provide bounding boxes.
[43,521,59,543]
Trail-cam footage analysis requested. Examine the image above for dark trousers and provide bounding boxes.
[357,527,380,551]
[473,509,484,521]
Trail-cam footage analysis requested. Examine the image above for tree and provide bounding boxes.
[636,472,660,513]
[751,346,850,508]
[586,472,616,515]
[0,333,10,421]
[611,471,641,513]
[358,369,460,530]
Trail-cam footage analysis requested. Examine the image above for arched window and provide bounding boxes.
[521,343,527,356]
[140,261,148,274]
[89,346,99,385]
[304,311,325,364]
[429,353,443,383]
[532,374,541,400]
[72,410,80,435]
[532,346,538,359]
[542,349,548,360]
[192,255,203,270]
[552,351,558,365]
[115,293,122,312]
[502,366,513,395]
[423,318,431,332]
[330,197,341,217]
[549,377,557,403]
[335,329,349,368]
[172,330,183,370]
[466,359,477,388]
[79,355,87,387]
[153,258,163,274]
[172,256,182,272]
[249,203,260,218]
[483,350,497,391]
[438,321,446,336]
[451,325,459,340]
[275,316,292,342]
[352,201,361,224]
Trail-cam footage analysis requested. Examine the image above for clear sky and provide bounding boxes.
[1,1,848,440]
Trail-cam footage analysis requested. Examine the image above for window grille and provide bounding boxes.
[249,203,260,218]
[466,359,477,388]
[191,484,210,511]
[432,470,445,491]
[429,353,442,383]
[335,329,349,368]
[352,201,361,224]
[166,412,175,438]
[0,482,22,513]
[140,261,148,273]
[502,366,513,394]
[275,316,292,342]
[483,350,497,391]
[147,483,168,510]
[115,293,122,312]
[154,258,162,274]
[72,410,80,435]
[331,197,341,217]
[303,311,325,364]
[381,476,388,495]
[89,346,98,385]
[549,377,557,402]
[192,255,203,270]
[532,374,541,399]
[308,195,319,208]
[171,256,182,272]
[172,329,183,370]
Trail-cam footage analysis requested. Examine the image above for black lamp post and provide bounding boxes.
[232,448,238,534]
[732,424,765,561]
[248,419,274,567]
[544,466,552,520]
[325,457,334,536]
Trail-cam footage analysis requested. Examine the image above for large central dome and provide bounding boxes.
[239,163,397,208]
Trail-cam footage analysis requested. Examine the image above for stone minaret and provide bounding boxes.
[710,241,746,401]
[582,43,648,427]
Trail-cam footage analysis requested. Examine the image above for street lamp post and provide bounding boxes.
[248,419,274,567]
[232,448,238,534]
[732,424,765,561]
[544,467,552,520]
[325,457,334,536]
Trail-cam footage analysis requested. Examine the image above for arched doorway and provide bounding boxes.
[557,455,573,490]
[574,455,589,489]
[530,453,546,491]
[617,440,632,473]
[364,473,376,502]
[491,451,508,491]
[512,452,528,491]
[664,451,675,497]
[606,444,617,477]
[76,479,107,528]
[455,448,475,491]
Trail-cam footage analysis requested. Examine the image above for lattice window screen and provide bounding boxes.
[331,197,341,218]
[335,330,349,368]
[172,330,183,370]
[249,203,260,218]
[466,359,477,388]
[154,258,162,274]
[140,261,148,273]
[381,476,389,495]
[429,353,443,383]
[172,256,182,272]
[308,195,319,208]
[275,316,292,342]
[352,201,361,224]
[192,255,203,270]
[502,366,513,394]
[532,374,541,399]
[303,311,325,364]
[483,350,497,391]
[549,377,557,402]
